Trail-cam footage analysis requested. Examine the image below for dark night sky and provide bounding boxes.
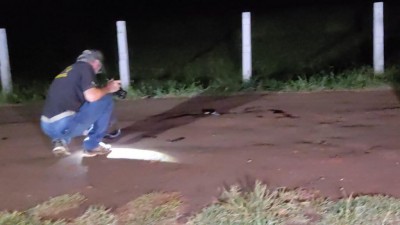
[0,0,397,81]
[1,0,375,22]
[1,0,376,46]
[1,0,381,36]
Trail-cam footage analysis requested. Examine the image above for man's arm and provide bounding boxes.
[84,80,121,102]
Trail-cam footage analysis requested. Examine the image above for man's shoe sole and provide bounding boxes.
[52,148,71,157]
[82,150,111,158]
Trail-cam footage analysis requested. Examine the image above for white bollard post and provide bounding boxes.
[373,2,384,74]
[242,12,252,82]
[0,29,12,94]
[116,21,130,90]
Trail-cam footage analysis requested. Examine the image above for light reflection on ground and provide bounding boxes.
[107,147,177,163]
[50,151,88,178]
[50,147,176,180]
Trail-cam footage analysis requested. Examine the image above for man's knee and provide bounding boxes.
[99,94,114,105]
[90,94,114,109]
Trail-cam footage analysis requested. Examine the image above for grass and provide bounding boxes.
[124,65,397,99]
[73,205,117,225]
[127,80,205,98]
[115,192,183,225]
[0,211,66,225]
[187,182,400,225]
[28,193,86,219]
[187,181,328,225]
[0,65,397,105]
[322,195,400,225]
[279,66,392,92]
[0,81,48,105]
[3,183,400,224]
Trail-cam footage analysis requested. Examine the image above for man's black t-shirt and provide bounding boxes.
[42,62,96,118]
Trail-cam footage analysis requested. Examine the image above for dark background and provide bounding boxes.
[0,0,399,84]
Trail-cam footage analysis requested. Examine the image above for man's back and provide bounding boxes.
[42,61,95,118]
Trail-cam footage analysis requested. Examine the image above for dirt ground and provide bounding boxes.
[1,89,400,217]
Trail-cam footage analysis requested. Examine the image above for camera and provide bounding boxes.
[114,88,127,99]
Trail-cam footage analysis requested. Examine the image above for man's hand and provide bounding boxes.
[106,80,121,93]
[84,80,122,102]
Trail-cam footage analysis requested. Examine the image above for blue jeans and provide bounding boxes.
[41,94,114,151]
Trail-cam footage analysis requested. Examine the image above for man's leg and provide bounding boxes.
[104,112,122,139]
[41,95,114,156]
[41,117,74,156]
[75,95,114,151]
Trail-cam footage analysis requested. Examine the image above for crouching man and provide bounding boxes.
[40,50,121,157]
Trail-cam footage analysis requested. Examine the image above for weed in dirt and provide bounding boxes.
[128,66,394,98]
[115,192,183,225]
[1,66,397,105]
[321,194,400,225]
[4,187,400,224]
[0,211,66,225]
[187,181,328,225]
[72,205,117,225]
[127,80,204,99]
[28,193,86,219]
[188,181,400,225]
[280,66,390,92]
[0,81,48,105]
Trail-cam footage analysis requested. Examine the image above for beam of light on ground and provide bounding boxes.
[51,151,88,178]
[107,147,177,163]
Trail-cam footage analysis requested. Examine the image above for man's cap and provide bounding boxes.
[76,49,104,63]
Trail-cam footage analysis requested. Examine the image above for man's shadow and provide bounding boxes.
[111,91,266,145]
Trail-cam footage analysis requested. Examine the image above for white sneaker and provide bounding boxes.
[52,140,71,157]
[82,142,112,157]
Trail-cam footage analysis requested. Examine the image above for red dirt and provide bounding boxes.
[1,89,400,217]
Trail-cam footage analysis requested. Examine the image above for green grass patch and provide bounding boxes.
[73,205,117,225]
[188,181,400,225]
[125,66,395,99]
[3,186,400,224]
[0,66,398,105]
[28,193,86,219]
[322,195,400,224]
[0,81,48,105]
[0,211,66,225]
[127,80,205,99]
[207,66,393,94]
[187,181,328,225]
[115,192,183,225]
[279,66,391,92]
